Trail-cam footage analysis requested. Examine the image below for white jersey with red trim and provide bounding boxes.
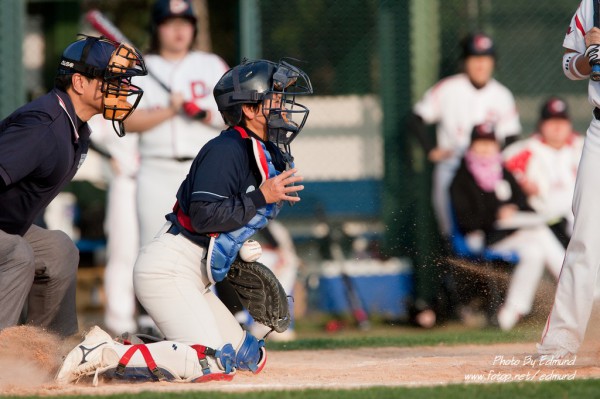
[503,132,583,224]
[134,51,229,159]
[564,0,600,107]
[413,73,521,161]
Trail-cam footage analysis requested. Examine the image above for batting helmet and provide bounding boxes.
[213,59,313,149]
[461,33,496,58]
[149,0,197,53]
[540,97,569,121]
[152,0,197,26]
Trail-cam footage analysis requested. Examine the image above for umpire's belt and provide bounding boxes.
[594,107,600,120]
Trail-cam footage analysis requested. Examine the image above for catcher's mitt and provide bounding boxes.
[226,259,291,334]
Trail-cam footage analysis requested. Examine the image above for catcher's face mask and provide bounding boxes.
[101,43,147,137]
[262,60,312,150]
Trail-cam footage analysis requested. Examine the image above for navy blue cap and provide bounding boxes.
[462,33,496,58]
[57,36,117,77]
[152,0,197,26]
[540,97,569,121]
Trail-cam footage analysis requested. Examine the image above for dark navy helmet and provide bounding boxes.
[152,0,197,27]
[214,59,313,149]
[461,33,496,58]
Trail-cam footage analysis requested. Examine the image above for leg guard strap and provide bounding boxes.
[116,344,167,381]
[191,344,235,375]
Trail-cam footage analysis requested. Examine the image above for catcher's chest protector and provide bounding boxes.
[206,126,283,284]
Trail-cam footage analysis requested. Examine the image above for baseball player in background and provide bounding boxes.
[0,35,147,337]
[55,58,313,384]
[503,97,583,247]
[124,0,228,249]
[409,32,522,237]
[538,0,600,359]
[124,0,228,334]
[88,115,140,335]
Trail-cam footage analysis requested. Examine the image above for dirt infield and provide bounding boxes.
[2,325,600,396]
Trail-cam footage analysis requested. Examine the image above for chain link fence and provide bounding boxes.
[258,0,586,134]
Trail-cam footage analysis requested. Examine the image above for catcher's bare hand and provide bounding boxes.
[260,168,304,204]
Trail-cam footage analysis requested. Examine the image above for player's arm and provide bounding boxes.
[564,49,591,79]
[563,27,600,80]
[189,168,303,234]
[189,193,266,234]
[186,146,261,233]
[123,92,184,133]
[407,112,453,162]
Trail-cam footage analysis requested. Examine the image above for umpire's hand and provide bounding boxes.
[260,168,304,204]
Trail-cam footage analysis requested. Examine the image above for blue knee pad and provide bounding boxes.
[235,333,264,372]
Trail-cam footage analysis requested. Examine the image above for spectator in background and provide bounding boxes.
[504,97,583,247]
[450,124,564,331]
[409,32,521,237]
[123,0,228,334]
[88,115,140,335]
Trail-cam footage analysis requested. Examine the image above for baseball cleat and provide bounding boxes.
[56,326,119,385]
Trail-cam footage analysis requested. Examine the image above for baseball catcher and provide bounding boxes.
[56,57,312,384]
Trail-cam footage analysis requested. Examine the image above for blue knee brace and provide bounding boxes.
[235,333,265,372]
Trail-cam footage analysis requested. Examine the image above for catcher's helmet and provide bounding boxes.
[461,33,495,58]
[213,59,313,149]
[57,35,148,137]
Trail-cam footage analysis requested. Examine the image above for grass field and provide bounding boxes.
[5,380,600,399]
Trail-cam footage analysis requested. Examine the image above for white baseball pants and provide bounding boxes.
[133,223,244,350]
[489,225,564,316]
[539,117,600,355]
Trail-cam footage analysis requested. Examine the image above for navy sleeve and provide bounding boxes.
[187,139,267,234]
[0,112,56,185]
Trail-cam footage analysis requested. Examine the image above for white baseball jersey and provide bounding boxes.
[503,132,583,224]
[133,51,229,159]
[413,73,521,160]
[564,0,600,107]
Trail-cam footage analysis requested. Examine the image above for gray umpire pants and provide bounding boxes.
[0,225,79,336]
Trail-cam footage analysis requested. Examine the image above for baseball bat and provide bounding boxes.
[328,228,371,331]
[85,9,207,119]
[592,0,600,81]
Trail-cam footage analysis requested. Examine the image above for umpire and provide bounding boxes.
[0,36,146,336]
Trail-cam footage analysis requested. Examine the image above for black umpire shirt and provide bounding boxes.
[166,126,286,247]
[0,88,91,236]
